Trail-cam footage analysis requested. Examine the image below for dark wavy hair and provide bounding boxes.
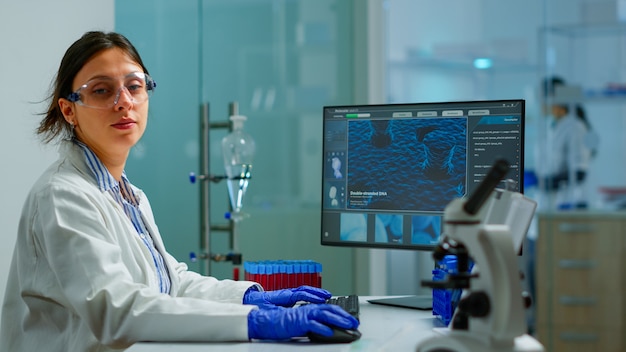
[37,31,150,143]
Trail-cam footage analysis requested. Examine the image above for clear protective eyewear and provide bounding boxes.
[67,72,156,109]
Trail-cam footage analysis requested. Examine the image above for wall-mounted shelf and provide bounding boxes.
[542,22,626,37]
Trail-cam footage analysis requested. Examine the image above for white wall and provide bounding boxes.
[0,0,114,308]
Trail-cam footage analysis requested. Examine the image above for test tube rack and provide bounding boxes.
[244,260,323,291]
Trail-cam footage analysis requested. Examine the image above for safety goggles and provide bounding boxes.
[67,72,156,109]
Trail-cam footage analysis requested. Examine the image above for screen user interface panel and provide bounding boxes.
[321,100,525,250]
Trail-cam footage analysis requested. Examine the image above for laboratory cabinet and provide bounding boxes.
[535,212,626,352]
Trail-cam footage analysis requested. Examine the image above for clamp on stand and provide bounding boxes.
[418,159,544,352]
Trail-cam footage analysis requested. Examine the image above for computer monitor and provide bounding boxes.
[320,100,525,308]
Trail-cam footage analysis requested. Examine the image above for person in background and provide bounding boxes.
[535,75,597,209]
[0,31,358,352]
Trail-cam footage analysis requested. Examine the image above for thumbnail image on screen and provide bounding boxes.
[321,100,525,251]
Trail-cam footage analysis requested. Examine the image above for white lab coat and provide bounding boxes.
[540,113,591,178]
[534,113,594,210]
[0,141,260,352]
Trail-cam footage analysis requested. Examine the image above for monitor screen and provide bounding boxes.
[320,100,525,251]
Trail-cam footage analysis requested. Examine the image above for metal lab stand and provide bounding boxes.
[190,102,242,277]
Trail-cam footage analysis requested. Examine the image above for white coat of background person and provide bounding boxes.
[0,31,358,352]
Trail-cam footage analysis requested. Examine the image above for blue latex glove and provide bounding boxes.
[243,285,331,308]
[248,304,359,340]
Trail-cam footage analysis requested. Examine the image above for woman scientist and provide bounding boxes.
[0,31,358,352]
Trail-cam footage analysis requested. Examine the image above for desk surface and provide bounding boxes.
[127,296,442,351]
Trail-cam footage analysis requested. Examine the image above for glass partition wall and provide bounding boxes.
[115,0,358,295]
[384,1,626,349]
[535,1,626,351]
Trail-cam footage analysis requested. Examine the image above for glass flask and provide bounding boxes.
[221,115,256,221]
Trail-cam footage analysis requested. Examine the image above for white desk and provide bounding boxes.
[127,296,443,351]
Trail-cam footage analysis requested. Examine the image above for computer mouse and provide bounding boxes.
[307,327,362,343]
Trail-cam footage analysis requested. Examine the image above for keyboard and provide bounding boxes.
[306,295,362,343]
[326,294,360,321]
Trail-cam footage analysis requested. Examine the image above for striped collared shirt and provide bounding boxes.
[74,140,171,294]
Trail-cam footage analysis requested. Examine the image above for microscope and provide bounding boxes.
[418,159,544,352]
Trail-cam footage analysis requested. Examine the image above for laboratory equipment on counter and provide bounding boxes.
[418,159,544,352]
[221,114,256,222]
